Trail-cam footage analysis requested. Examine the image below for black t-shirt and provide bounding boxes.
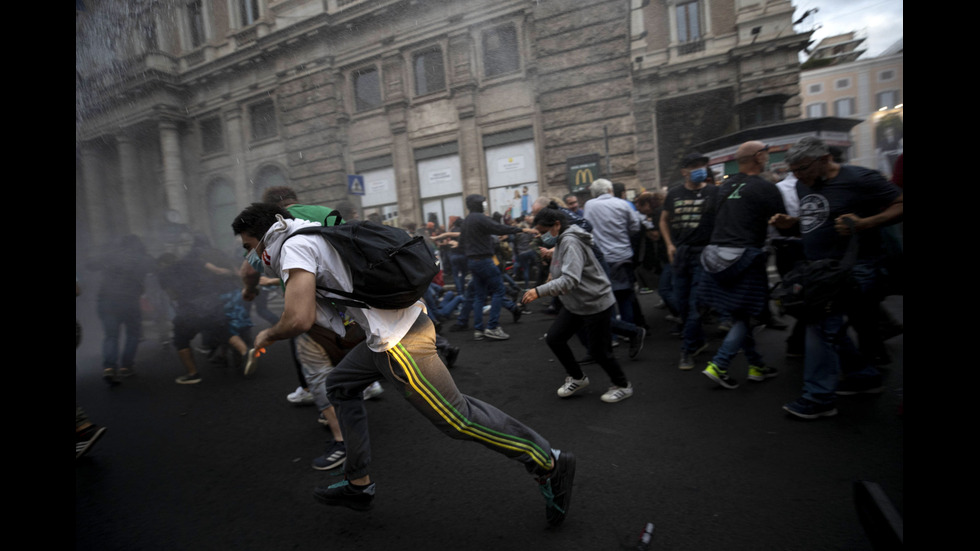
[797,165,901,261]
[663,183,719,247]
[709,173,786,249]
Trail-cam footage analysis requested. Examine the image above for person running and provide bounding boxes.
[521,207,633,403]
[232,202,576,526]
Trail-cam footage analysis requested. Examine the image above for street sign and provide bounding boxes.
[347,174,365,195]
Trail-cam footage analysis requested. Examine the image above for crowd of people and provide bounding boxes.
[77,136,903,526]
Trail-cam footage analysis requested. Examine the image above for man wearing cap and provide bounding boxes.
[772,137,903,419]
[456,194,537,340]
[659,152,719,370]
[698,141,786,389]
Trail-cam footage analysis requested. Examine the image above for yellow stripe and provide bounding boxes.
[389,344,551,469]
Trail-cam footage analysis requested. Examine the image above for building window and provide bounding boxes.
[834,78,851,90]
[807,83,823,95]
[239,0,260,26]
[249,100,277,141]
[878,69,896,82]
[676,1,701,43]
[834,98,855,117]
[354,67,382,111]
[200,116,224,154]
[482,24,520,78]
[806,102,826,118]
[414,48,445,96]
[876,90,899,110]
[186,0,206,48]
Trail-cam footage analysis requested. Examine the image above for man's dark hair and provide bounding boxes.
[261,186,298,206]
[232,202,293,239]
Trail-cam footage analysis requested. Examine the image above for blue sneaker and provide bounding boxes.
[783,397,837,419]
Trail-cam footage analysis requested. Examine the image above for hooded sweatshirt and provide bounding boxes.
[259,216,423,352]
[535,224,616,316]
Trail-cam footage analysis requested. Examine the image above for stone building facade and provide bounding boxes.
[76,0,809,254]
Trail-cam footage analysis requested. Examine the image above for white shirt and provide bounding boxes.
[262,217,423,352]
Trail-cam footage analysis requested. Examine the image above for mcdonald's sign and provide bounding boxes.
[566,154,600,193]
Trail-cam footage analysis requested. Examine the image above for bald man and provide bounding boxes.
[698,141,786,389]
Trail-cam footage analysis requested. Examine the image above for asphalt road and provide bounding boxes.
[76,289,903,551]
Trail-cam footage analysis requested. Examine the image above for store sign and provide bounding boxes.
[566,154,600,192]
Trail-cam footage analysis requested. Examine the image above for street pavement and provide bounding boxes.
[76,289,903,551]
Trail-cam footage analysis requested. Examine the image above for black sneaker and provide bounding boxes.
[538,449,576,527]
[313,479,376,511]
[312,441,347,471]
[76,425,107,460]
[511,306,523,323]
[448,323,469,332]
[836,376,884,396]
[628,327,646,359]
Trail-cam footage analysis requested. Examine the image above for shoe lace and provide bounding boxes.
[538,480,566,514]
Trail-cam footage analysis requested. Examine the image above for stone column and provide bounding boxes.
[79,143,110,245]
[223,106,251,209]
[448,30,482,196]
[158,119,189,223]
[116,134,141,234]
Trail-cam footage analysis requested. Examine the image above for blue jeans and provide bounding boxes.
[515,250,538,290]
[802,261,881,404]
[803,313,878,404]
[467,258,505,331]
[710,315,763,370]
[450,253,468,293]
[98,299,142,369]
[672,257,705,352]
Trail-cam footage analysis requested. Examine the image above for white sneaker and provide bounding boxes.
[557,376,590,398]
[483,327,510,340]
[362,381,384,400]
[601,383,633,403]
[287,386,314,405]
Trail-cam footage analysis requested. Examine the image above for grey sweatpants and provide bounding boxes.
[326,311,554,480]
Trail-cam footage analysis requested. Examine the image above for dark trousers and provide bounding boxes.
[546,305,629,388]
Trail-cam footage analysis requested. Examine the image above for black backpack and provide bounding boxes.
[287,221,440,310]
[771,219,859,320]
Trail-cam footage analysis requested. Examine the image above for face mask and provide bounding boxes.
[245,248,264,275]
[540,232,557,247]
[689,168,708,184]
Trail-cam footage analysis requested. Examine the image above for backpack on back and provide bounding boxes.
[287,221,440,310]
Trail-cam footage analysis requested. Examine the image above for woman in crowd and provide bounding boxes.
[520,208,633,403]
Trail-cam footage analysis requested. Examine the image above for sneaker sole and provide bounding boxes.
[244,348,259,376]
[557,381,590,398]
[601,391,633,403]
[313,493,374,511]
[312,457,347,471]
[747,372,779,382]
[702,370,739,389]
[835,386,884,396]
[783,405,838,419]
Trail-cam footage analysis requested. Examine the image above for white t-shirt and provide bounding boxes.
[263,217,424,352]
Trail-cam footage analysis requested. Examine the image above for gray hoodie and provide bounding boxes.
[536,224,616,316]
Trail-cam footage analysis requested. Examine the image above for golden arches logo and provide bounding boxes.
[574,168,594,187]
